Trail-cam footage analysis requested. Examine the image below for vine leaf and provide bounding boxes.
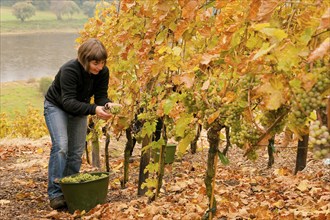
[276,44,300,72]
[163,98,175,115]
[307,37,330,62]
[175,115,193,137]
[218,151,229,165]
[174,20,189,41]
[201,53,218,65]
[257,79,285,110]
[255,0,283,22]
[201,79,210,90]
[318,8,330,30]
[182,0,198,20]
[180,72,195,89]
[260,28,287,42]
[253,43,276,60]
[207,111,220,125]
[248,0,261,21]
[177,133,195,156]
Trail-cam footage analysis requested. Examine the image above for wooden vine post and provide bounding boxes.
[138,134,151,196]
[191,124,202,154]
[327,96,330,129]
[91,128,101,168]
[209,147,219,220]
[204,121,223,218]
[104,124,111,172]
[294,134,309,174]
[155,120,167,199]
[122,127,134,187]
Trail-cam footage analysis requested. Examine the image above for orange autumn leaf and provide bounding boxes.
[308,37,330,62]
[255,0,284,22]
[318,8,330,30]
[182,0,198,20]
[180,72,195,89]
[248,0,261,21]
[207,110,220,124]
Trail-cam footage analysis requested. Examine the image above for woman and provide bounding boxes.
[44,38,119,209]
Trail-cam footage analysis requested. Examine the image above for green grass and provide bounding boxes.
[0,81,44,119]
[0,6,88,33]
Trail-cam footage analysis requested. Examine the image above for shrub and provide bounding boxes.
[39,77,53,96]
[0,113,11,138]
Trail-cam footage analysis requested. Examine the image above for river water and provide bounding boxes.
[0,32,79,82]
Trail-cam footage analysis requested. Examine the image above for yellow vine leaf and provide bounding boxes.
[257,79,285,110]
[252,23,270,31]
[276,44,300,72]
[172,46,182,56]
[253,43,276,60]
[177,133,195,157]
[260,28,287,42]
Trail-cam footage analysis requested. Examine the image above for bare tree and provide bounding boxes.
[50,0,80,20]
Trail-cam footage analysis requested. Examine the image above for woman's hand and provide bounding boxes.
[95,106,112,120]
[104,102,122,109]
[104,102,122,114]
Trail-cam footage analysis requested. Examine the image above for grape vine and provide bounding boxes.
[77,0,330,216]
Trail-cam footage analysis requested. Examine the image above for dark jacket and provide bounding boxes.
[45,59,110,116]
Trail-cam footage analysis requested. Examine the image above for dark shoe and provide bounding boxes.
[50,195,66,209]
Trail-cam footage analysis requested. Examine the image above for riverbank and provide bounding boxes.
[0,28,82,36]
[0,19,87,35]
[0,6,88,34]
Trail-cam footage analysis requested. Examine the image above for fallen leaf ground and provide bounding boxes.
[0,133,329,220]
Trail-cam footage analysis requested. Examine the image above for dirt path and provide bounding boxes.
[0,134,329,219]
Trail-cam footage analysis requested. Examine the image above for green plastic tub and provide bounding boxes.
[59,172,109,213]
[153,144,177,164]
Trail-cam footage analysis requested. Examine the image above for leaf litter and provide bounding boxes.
[0,134,329,220]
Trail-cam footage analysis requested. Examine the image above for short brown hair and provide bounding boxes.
[77,38,108,72]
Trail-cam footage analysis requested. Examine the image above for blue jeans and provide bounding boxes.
[44,100,87,200]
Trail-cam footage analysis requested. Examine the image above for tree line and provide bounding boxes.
[5,0,114,22]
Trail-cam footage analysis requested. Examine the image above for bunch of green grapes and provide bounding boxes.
[61,173,108,183]
[104,105,121,114]
[182,93,198,113]
[223,104,245,127]
[260,108,287,135]
[291,70,330,125]
[309,120,330,160]
[238,73,260,90]
[230,121,261,148]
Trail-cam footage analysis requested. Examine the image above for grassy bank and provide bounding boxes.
[0,80,44,119]
[0,6,86,117]
[0,6,88,34]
